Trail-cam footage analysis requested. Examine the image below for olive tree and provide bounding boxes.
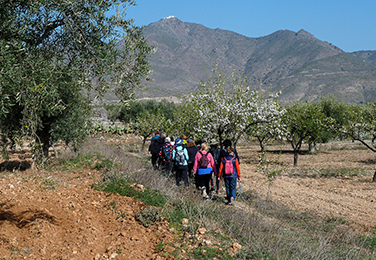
[0,0,153,160]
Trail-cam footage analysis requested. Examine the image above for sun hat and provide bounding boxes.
[210,139,218,145]
[165,137,171,143]
[175,138,183,146]
[187,139,193,143]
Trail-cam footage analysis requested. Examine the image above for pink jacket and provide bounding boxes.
[193,151,217,175]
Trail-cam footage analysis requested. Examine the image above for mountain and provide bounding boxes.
[134,16,376,104]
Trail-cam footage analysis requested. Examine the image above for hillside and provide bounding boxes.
[130,17,376,104]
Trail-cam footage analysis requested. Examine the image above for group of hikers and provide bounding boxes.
[148,131,241,205]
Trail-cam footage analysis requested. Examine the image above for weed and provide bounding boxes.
[135,206,161,227]
[107,200,117,210]
[41,177,58,190]
[362,236,376,250]
[115,211,127,221]
[156,242,166,251]
[96,179,167,207]
[191,246,232,260]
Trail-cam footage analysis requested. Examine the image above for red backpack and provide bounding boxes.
[224,157,235,175]
[199,151,209,168]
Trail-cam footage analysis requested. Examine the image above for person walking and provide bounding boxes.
[187,139,200,187]
[217,147,241,206]
[148,131,160,170]
[158,137,174,176]
[172,138,190,188]
[193,143,217,200]
[209,139,221,193]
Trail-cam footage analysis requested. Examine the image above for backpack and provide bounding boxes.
[174,148,186,165]
[162,145,172,162]
[199,151,210,168]
[224,157,235,175]
[150,138,160,154]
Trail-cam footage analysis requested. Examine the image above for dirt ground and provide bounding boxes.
[238,141,376,232]
[0,149,174,259]
[1,138,376,259]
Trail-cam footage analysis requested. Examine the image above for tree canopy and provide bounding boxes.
[182,66,284,149]
[0,0,153,160]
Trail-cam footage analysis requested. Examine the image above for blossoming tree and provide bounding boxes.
[182,66,285,150]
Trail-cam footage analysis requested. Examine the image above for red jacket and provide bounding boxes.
[218,154,241,179]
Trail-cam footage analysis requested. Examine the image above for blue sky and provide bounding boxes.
[124,0,376,52]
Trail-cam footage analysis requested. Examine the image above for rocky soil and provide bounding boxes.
[1,138,376,259]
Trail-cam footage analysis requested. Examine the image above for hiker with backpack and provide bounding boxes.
[218,147,241,206]
[209,139,221,193]
[158,137,174,175]
[148,131,160,170]
[155,132,166,169]
[187,139,200,188]
[193,143,217,200]
[172,138,190,188]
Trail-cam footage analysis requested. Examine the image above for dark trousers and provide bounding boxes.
[197,174,212,193]
[175,165,189,187]
[151,153,159,169]
[160,161,172,175]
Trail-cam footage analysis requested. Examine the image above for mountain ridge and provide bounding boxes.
[130,17,376,104]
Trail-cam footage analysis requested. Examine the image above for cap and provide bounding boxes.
[175,138,183,146]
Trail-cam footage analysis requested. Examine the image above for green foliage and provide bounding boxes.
[283,101,333,165]
[98,179,167,207]
[317,96,351,141]
[88,123,132,136]
[51,154,113,172]
[341,103,376,152]
[135,206,161,227]
[0,0,153,160]
[362,236,376,250]
[41,177,58,190]
[192,246,233,260]
[108,100,177,124]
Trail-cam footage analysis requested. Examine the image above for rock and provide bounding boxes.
[197,228,207,235]
[232,242,242,252]
[182,218,189,225]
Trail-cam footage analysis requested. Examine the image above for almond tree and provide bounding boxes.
[135,111,170,151]
[340,103,376,181]
[183,66,284,150]
[247,118,286,152]
[283,101,333,166]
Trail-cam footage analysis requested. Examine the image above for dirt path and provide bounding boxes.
[238,142,376,230]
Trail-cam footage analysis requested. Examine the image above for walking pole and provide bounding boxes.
[238,180,244,199]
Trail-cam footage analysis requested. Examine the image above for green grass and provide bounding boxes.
[48,153,115,172]
[362,236,376,250]
[95,179,167,208]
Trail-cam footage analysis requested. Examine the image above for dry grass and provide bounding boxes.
[80,137,376,259]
